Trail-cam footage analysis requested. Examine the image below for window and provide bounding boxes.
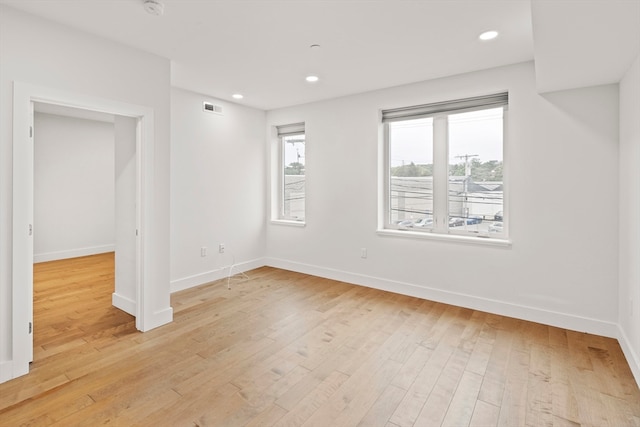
[383,93,507,238]
[276,122,305,221]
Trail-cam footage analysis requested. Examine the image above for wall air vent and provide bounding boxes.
[203,102,223,115]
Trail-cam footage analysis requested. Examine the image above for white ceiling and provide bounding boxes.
[2,0,638,110]
[532,0,640,93]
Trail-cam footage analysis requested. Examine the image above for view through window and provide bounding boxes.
[281,130,305,221]
[385,94,506,237]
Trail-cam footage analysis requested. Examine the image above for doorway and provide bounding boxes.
[33,105,118,266]
[11,82,155,380]
[31,105,137,364]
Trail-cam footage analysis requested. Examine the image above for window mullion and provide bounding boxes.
[433,115,448,232]
[280,137,286,218]
[383,123,391,227]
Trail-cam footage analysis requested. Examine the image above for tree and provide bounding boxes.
[449,160,502,181]
[391,162,433,177]
[284,162,305,175]
[390,160,502,180]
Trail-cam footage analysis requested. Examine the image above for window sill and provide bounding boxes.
[376,228,511,247]
[271,219,306,227]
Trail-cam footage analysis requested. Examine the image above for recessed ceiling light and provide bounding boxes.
[305,75,319,83]
[232,94,244,99]
[479,30,499,41]
[143,0,164,16]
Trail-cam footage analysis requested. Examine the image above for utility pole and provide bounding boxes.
[455,154,478,217]
[455,154,479,177]
[286,138,304,169]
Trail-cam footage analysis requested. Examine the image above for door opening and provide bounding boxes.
[31,106,137,363]
[11,82,156,381]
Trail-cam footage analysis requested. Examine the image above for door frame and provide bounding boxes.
[11,81,155,379]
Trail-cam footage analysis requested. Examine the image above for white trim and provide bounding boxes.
[264,257,619,339]
[34,245,115,263]
[170,258,265,293]
[433,115,448,233]
[112,292,136,316]
[135,107,153,332]
[376,228,512,247]
[146,307,174,331]
[617,325,640,388]
[0,361,13,383]
[13,83,35,377]
[270,220,306,227]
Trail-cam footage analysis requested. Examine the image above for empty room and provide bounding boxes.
[1,0,639,426]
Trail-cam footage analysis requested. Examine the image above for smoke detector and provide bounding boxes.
[143,0,164,16]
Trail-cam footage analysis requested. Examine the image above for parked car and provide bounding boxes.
[449,217,465,227]
[449,216,482,227]
[395,219,415,227]
[494,211,503,221]
[413,217,433,228]
[489,222,503,233]
[465,216,483,225]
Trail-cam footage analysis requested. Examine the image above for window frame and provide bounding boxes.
[380,94,510,244]
[273,122,306,224]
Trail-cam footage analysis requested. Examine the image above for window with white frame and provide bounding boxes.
[276,123,305,221]
[382,93,507,238]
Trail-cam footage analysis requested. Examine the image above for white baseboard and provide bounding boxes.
[142,307,174,332]
[170,258,266,293]
[34,244,115,263]
[0,360,13,384]
[263,257,620,339]
[617,325,640,388]
[112,292,136,316]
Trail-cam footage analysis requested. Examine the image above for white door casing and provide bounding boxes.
[11,81,155,380]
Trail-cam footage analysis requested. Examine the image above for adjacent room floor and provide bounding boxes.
[0,253,638,426]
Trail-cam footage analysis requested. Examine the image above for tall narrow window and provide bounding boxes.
[383,93,507,238]
[277,123,305,221]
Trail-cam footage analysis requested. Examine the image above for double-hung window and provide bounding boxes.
[382,93,507,238]
[276,122,305,222]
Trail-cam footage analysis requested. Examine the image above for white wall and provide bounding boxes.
[266,61,620,337]
[0,5,171,382]
[170,88,266,291]
[34,113,115,262]
[619,54,640,383]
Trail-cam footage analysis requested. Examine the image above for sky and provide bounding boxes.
[283,135,305,166]
[389,107,503,168]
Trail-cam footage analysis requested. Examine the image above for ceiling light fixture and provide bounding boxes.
[479,30,499,41]
[232,94,244,100]
[143,0,164,16]
[305,75,319,83]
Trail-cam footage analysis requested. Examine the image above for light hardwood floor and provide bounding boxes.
[1,252,638,426]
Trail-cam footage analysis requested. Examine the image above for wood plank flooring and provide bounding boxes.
[1,252,638,426]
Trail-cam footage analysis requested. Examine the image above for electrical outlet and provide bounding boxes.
[201,247,207,257]
[361,248,367,259]
[219,243,225,253]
